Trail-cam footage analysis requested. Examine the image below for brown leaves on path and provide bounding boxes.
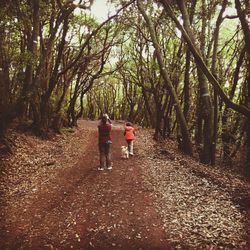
[137,130,250,249]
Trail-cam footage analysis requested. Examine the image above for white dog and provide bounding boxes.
[121,146,129,159]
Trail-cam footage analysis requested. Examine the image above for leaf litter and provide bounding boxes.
[136,129,250,249]
[0,126,91,213]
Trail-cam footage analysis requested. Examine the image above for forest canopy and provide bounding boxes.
[0,0,250,175]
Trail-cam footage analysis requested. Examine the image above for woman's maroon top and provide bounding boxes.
[98,123,112,144]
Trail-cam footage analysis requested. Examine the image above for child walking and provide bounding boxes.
[124,122,135,156]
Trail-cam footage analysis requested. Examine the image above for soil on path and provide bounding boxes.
[0,120,172,249]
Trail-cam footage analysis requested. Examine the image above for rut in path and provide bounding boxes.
[1,121,172,250]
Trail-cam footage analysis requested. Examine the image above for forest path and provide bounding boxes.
[1,120,249,249]
[0,120,172,249]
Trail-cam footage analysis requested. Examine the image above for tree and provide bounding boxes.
[137,0,193,155]
[235,0,250,175]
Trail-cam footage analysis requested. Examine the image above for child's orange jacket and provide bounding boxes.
[124,126,135,140]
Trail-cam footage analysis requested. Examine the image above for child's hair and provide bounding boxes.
[126,122,132,126]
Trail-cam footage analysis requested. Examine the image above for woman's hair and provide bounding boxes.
[101,114,108,124]
[126,122,132,126]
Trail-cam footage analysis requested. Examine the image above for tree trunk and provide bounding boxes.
[20,0,40,120]
[197,68,213,164]
[40,16,69,131]
[198,1,213,165]
[183,0,196,122]
[0,27,11,138]
[235,0,250,176]
[246,59,250,176]
[211,0,228,165]
[183,50,191,121]
[221,47,245,163]
[137,0,193,155]
[141,87,155,128]
[177,0,212,162]
[154,100,163,140]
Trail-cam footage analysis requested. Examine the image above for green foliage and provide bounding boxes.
[60,127,75,133]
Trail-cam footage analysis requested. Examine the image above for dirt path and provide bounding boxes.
[0,121,172,249]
